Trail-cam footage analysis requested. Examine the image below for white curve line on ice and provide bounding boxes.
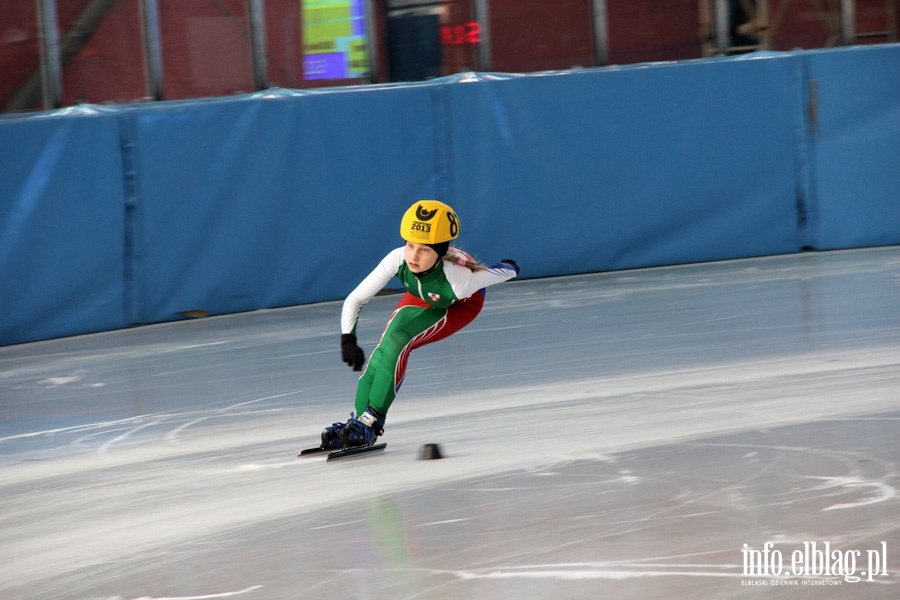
[120,341,231,360]
[808,477,898,511]
[0,416,156,444]
[421,560,750,582]
[127,584,263,599]
[231,461,298,472]
[420,518,471,526]
[450,568,742,581]
[216,391,305,414]
[97,420,161,454]
[164,417,210,445]
[164,389,308,444]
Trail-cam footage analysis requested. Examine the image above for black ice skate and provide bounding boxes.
[339,409,385,448]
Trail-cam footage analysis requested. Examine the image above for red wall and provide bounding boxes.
[1,0,896,112]
[59,0,146,105]
[489,0,594,72]
[0,1,42,110]
[606,0,702,65]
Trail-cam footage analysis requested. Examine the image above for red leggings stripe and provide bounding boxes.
[390,290,485,390]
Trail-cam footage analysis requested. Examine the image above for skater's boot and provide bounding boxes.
[339,408,385,448]
[320,420,347,450]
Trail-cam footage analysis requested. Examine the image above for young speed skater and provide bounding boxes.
[320,200,520,450]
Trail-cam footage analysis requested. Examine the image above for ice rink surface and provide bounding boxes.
[2,247,899,599]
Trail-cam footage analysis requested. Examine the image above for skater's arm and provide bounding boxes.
[445,260,519,300]
[341,247,405,335]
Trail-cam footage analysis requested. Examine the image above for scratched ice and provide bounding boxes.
[1,247,899,599]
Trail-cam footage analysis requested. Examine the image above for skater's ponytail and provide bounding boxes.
[444,251,486,272]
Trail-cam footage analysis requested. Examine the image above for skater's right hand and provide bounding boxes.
[341,334,365,371]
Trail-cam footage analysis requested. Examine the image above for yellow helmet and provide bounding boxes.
[399,200,460,244]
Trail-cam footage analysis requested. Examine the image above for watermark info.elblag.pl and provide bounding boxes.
[741,541,889,586]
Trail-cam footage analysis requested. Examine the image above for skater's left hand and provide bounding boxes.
[341,334,365,371]
[500,258,519,275]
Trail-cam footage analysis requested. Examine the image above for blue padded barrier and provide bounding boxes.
[440,58,805,278]
[0,110,128,345]
[1,44,899,345]
[128,84,439,324]
[803,45,900,250]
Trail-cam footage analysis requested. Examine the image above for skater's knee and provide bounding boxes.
[379,330,413,355]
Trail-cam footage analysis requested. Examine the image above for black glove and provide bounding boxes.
[341,333,365,371]
[500,258,519,275]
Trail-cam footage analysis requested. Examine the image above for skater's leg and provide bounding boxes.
[355,290,486,416]
[335,291,486,448]
[410,289,484,347]
[355,302,447,415]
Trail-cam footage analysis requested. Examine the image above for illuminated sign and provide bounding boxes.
[441,22,481,45]
[302,0,369,80]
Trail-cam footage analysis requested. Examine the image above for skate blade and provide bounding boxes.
[298,446,331,457]
[326,442,387,462]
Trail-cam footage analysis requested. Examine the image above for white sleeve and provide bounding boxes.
[445,261,519,301]
[341,247,405,335]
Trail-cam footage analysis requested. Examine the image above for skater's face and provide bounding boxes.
[405,242,439,273]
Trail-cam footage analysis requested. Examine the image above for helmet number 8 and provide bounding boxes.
[447,212,459,238]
